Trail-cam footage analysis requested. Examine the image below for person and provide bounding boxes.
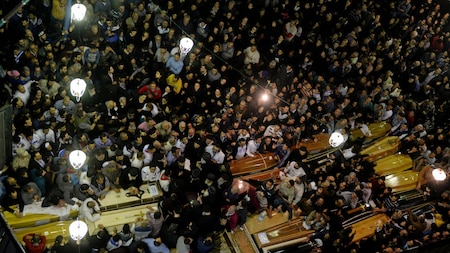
[79,197,102,234]
[165,53,184,75]
[141,237,170,253]
[176,236,192,253]
[130,217,153,241]
[118,223,134,247]
[256,179,276,215]
[73,183,98,201]
[197,234,215,253]
[1,189,24,217]
[87,224,111,253]
[274,179,295,221]
[237,199,248,230]
[4,0,450,251]
[146,205,164,237]
[274,143,291,167]
[106,234,123,252]
[49,235,67,253]
[119,167,143,194]
[21,182,42,205]
[23,233,46,253]
[90,173,111,200]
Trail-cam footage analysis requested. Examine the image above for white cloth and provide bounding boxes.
[23,200,75,220]
[141,166,161,182]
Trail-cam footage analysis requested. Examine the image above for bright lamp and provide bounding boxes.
[432,167,446,181]
[329,132,344,148]
[179,37,194,55]
[70,78,87,102]
[71,3,87,21]
[69,220,88,243]
[69,150,86,170]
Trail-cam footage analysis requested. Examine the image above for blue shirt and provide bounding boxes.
[142,238,170,253]
[165,57,184,75]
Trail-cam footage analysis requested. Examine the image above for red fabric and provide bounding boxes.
[138,85,162,101]
[247,187,260,213]
[23,234,46,253]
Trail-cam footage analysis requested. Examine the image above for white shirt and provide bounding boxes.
[79,197,101,222]
[141,166,161,182]
[212,150,225,164]
[246,139,260,157]
[35,128,56,144]
[283,161,306,178]
[235,145,247,160]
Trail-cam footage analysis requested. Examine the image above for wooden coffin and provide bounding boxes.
[384,170,419,192]
[253,219,314,248]
[296,133,331,154]
[347,213,390,243]
[360,136,401,162]
[374,154,412,176]
[98,183,163,211]
[246,209,293,235]
[230,152,278,176]
[350,121,391,142]
[4,205,78,229]
[240,168,283,183]
[231,178,255,195]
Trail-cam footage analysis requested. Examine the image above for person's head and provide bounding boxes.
[154,237,163,246]
[136,241,146,252]
[154,211,162,219]
[265,179,274,189]
[23,184,35,193]
[95,173,105,184]
[55,235,64,246]
[31,235,41,246]
[9,189,18,199]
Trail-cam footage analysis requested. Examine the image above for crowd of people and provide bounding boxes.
[1,0,450,252]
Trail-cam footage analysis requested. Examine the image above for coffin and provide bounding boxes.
[240,167,283,183]
[4,208,78,229]
[296,133,331,154]
[246,209,294,235]
[350,121,391,142]
[13,203,158,247]
[252,219,314,248]
[98,182,163,211]
[374,154,412,176]
[5,183,162,230]
[384,170,419,192]
[360,136,401,162]
[347,213,390,243]
[230,152,278,176]
[14,220,73,247]
[93,204,158,234]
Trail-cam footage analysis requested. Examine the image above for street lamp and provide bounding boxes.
[432,167,447,181]
[69,219,88,244]
[261,93,269,101]
[69,150,86,170]
[71,2,87,21]
[329,132,345,148]
[179,37,194,56]
[70,78,87,102]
